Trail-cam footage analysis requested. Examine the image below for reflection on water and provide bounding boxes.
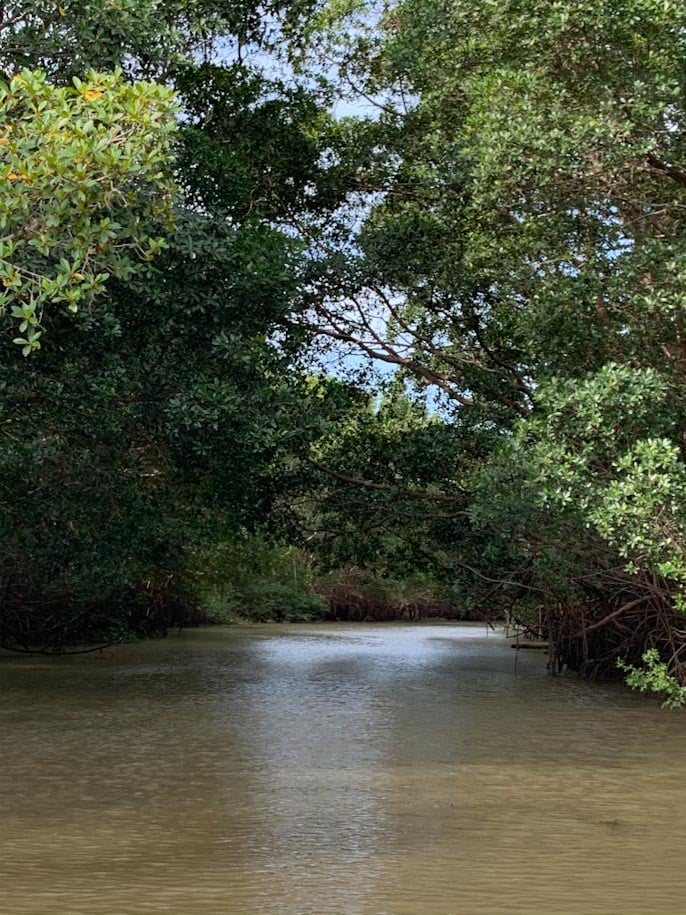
[1,623,685,914]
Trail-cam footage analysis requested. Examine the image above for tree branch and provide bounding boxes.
[307,458,468,505]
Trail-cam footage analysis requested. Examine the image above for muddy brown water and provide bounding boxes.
[1,623,685,915]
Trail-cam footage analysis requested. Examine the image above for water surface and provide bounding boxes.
[1,623,684,914]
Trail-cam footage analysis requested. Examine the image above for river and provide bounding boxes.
[1,623,685,914]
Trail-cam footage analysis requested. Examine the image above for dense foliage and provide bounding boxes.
[4,0,686,704]
[0,68,176,351]
[292,0,686,697]
[0,0,335,647]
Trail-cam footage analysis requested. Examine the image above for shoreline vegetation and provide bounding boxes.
[0,564,485,655]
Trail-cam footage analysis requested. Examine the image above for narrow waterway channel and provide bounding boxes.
[1,623,684,915]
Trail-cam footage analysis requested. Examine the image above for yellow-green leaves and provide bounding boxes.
[0,68,178,352]
[618,649,686,707]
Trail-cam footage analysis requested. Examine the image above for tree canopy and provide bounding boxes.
[4,0,686,703]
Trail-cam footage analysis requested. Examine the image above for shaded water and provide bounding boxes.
[1,623,685,915]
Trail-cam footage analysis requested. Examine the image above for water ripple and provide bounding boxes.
[1,623,684,914]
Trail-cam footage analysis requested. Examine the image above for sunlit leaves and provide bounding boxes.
[0,68,177,350]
